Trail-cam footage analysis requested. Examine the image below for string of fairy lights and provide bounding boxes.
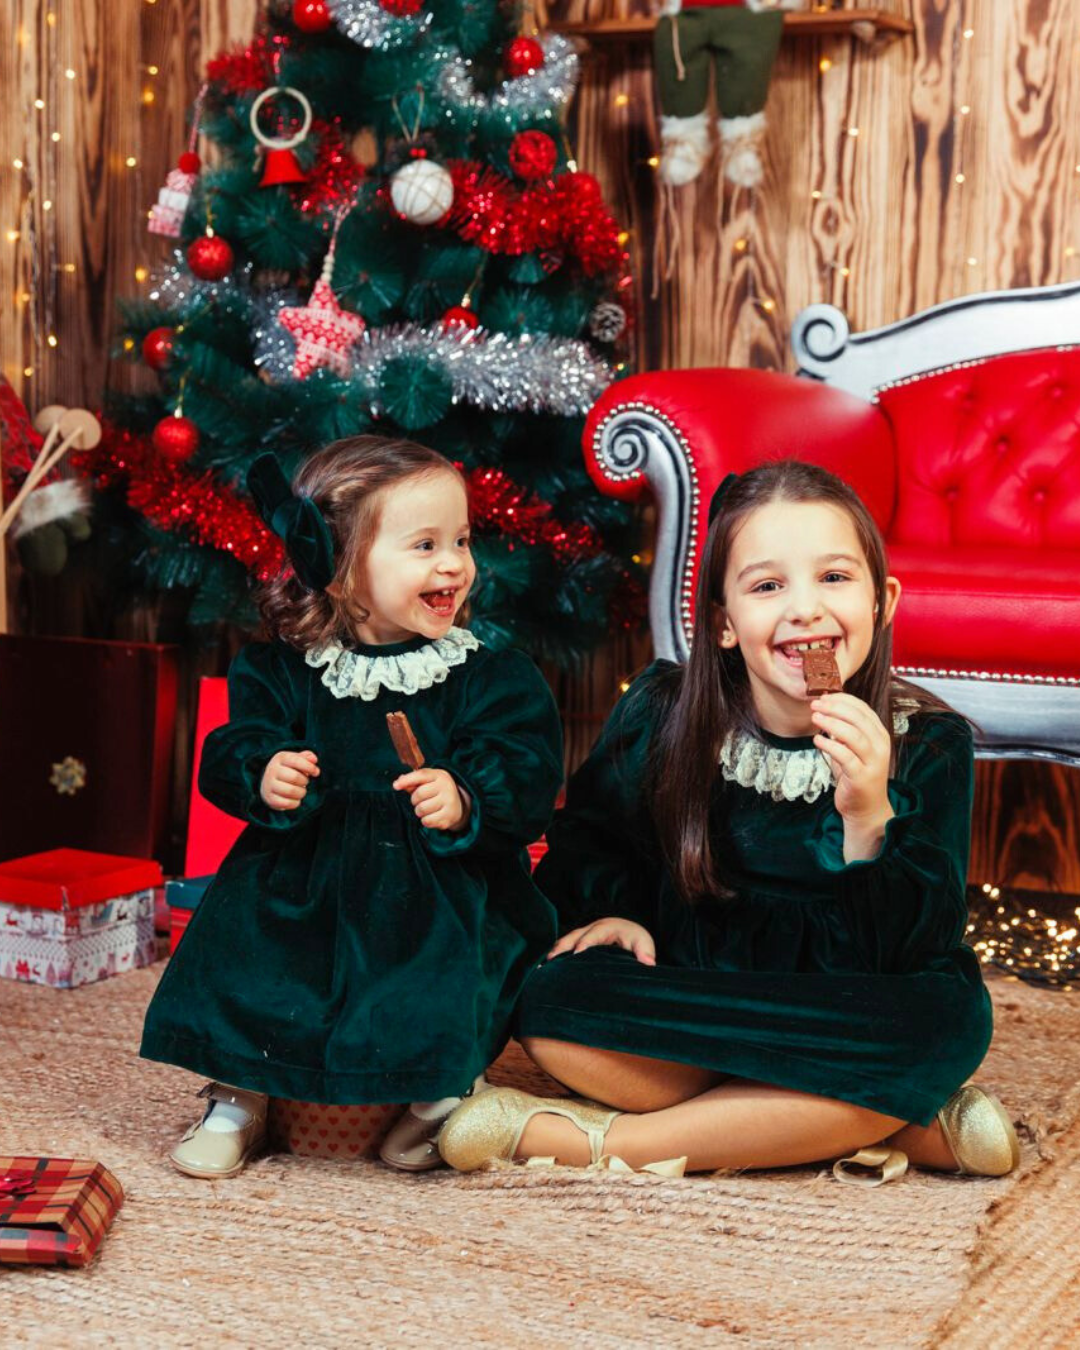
[7,7,155,386]
[967,883,1080,990]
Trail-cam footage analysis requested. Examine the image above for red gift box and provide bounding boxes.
[0,849,162,988]
[267,1099,403,1159]
[0,1156,124,1268]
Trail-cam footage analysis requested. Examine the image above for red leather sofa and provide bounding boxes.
[584,282,1080,764]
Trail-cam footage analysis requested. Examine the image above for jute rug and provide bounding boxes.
[3,961,1079,1349]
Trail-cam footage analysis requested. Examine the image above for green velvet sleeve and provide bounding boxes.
[807,712,975,973]
[197,643,324,831]
[423,649,564,858]
[533,662,669,934]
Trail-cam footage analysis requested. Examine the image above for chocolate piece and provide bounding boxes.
[803,646,843,696]
[386,711,425,770]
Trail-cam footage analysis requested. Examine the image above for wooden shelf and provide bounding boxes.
[548,8,914,44]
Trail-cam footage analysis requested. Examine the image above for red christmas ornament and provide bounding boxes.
[505,37,545,79]
[508,131,557,183]
[178,151,201,174]
[152,413,200,461]
[187,234,234,281]
[441,305,480,332]
[293,0,332,31]
[141,327,175,371]
[379,0,424,13]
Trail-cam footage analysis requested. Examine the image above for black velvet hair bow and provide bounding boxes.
[247,453,336,591]
[707,472,739,526]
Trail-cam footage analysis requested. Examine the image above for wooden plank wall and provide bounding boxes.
[2,0,1079,888]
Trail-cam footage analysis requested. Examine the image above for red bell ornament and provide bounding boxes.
[293,0,332,31]
[250,85,313,190]
[152,413,200,462]
[187,234,234,281]
[142,327,176,371]
[505,37,545,79]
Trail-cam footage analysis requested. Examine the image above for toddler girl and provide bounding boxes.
[142,435,563,1177]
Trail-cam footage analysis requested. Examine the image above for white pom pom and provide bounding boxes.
[390,159,454,226]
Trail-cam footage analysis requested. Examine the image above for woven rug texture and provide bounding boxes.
[2,962,1079,1348]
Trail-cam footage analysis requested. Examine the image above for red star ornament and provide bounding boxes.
[279,275,365,379]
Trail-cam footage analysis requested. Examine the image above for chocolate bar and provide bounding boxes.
[386,711,425,770]
[803,647,842,696]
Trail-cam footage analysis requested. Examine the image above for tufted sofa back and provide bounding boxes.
[878,348,1080,550]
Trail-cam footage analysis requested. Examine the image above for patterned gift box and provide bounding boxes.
[267,1099,403,1159]
[0,848,161,988]
[0,1156,124,1268]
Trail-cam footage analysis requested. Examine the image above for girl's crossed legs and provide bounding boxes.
[519,1036,958,1173]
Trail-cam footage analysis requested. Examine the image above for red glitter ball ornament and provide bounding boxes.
[441,305,480,331]
[505,37,545,79]
[187,234,234,280]
[178,151,201,174]
[508,131,557,183]
[152,413,200,461]
[293,0,332,30]
[379,0,424,14]
[142,327,175,371]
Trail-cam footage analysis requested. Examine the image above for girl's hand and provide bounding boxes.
[260,749,320,811]
[394,767,471,832]
[811,693,894,859]
[547,918,656,966]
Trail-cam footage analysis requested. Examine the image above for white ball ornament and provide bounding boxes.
[390,158,454,225]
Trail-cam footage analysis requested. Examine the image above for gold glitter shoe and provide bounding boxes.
[437,1087,621,1173]
[937,1085,1020,1177]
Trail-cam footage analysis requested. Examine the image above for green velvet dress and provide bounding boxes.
[141,629,563,1104]
[518,662,992,1127]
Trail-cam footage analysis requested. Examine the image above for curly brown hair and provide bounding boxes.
[257,435,467,652]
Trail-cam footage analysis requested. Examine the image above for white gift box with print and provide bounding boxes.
[0,848,161,989]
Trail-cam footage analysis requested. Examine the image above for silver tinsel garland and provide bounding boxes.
[355,325,611,416]
[147,249,256,310]
[327,0,432,51]
[436,35,578,124]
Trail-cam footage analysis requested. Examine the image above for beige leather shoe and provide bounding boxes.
[380,1076,490,1172]
[938,1084,1020,1177]
[438,1087,623,1173]
[170,1083,268,1180]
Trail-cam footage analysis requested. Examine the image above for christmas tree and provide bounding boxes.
[77,0,643,664]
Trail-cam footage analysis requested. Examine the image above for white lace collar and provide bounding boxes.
[305,627,481,701]
[719,708,912,804]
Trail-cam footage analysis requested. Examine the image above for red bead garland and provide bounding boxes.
[379,0,425,13]
[74,424,285,581]
[446,162,625,277]
[504,37,545,79]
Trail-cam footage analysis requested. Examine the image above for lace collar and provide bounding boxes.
[305,627,481,701]
[719,708,912,804]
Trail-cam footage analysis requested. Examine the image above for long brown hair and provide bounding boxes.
[649,459,952,903]
[257,434,467,652]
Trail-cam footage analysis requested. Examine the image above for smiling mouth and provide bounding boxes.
[776,637,838,665]
[419,588,459,617]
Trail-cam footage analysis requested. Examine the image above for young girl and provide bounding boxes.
[438,460,1019,1182]
[142,435,563,1178]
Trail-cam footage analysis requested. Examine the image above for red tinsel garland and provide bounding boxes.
[293,118,365,218]
[446,163,626,278]
[74,425,284,581]
[205,38,276,93]
[465,467,603,562]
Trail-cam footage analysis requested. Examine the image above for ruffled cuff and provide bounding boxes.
[235,740,325,831]
[807,781,922,875]
[413,762,483,856]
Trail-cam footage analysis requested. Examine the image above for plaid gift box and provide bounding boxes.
[267,1099,403,1159]
[0,849,161,988]
[0,1156,124,1268]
